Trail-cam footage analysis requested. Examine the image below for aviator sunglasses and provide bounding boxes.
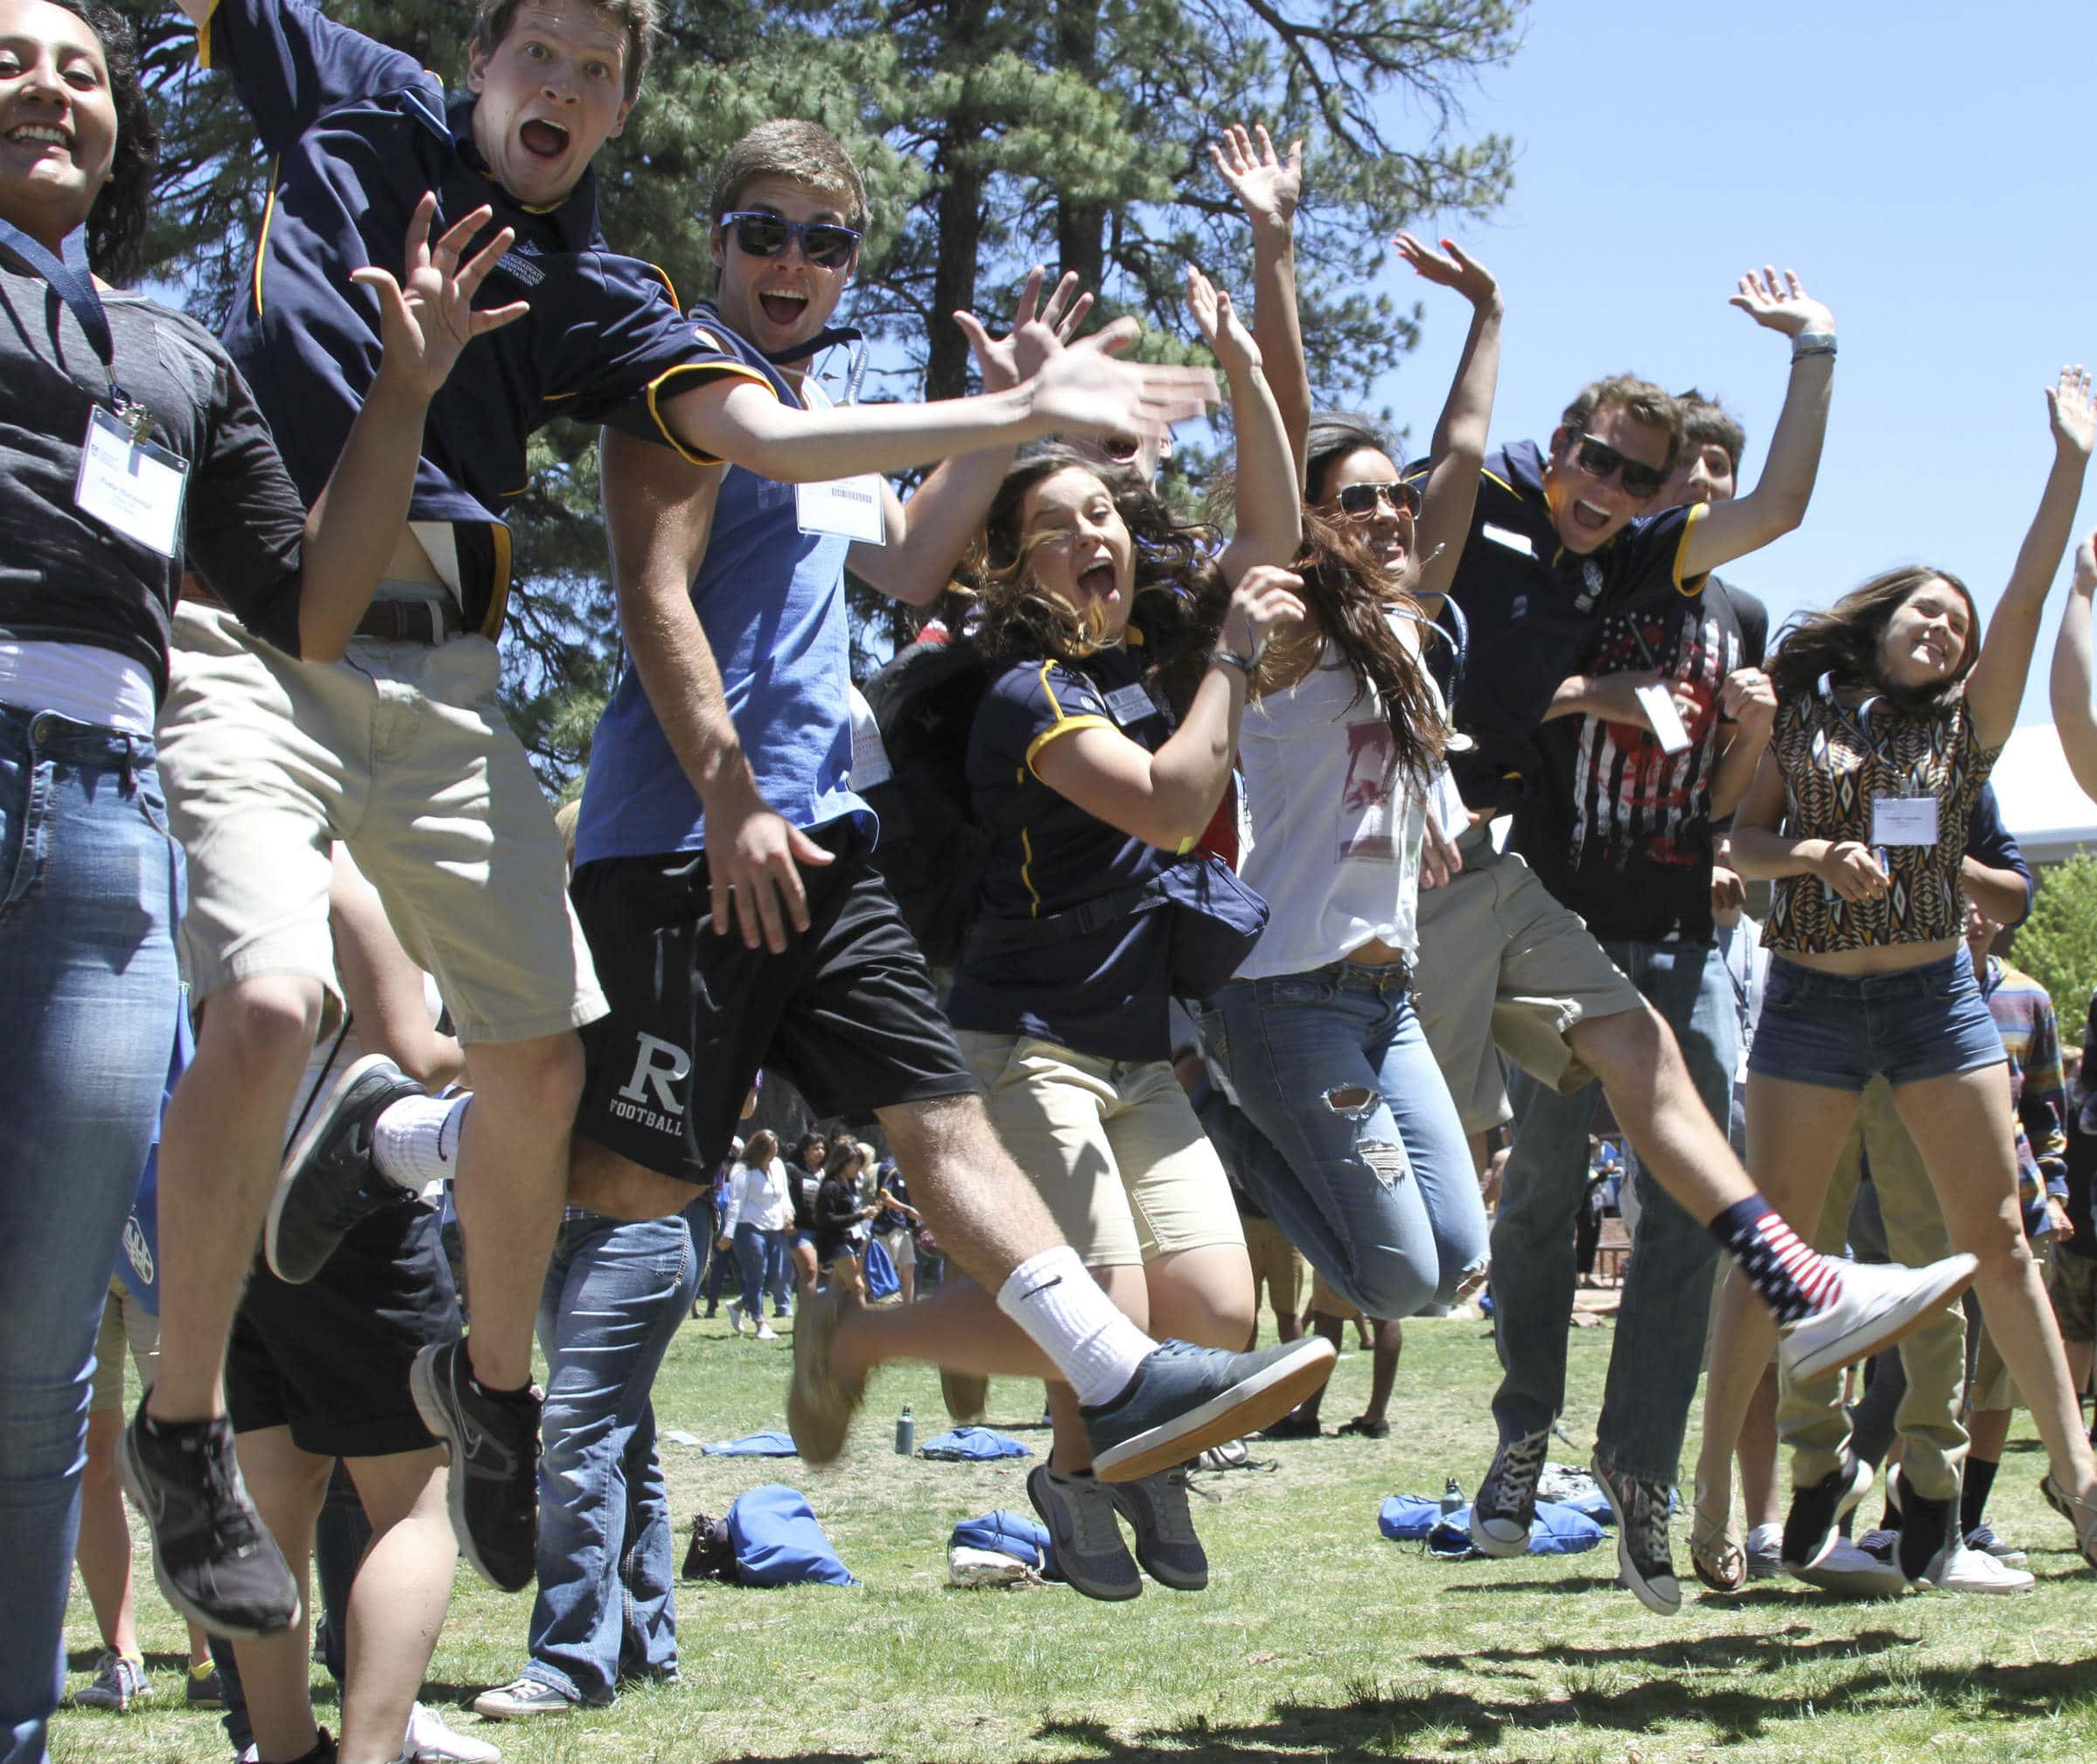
[1571,433,1668,499]
[717,210,862,270]
[1335,480,1422,519]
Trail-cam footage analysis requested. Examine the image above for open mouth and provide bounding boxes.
[5,122,73,151]
[1569,499,1611,533]
[1077,561,1117,598]
[518,118,570,161]
[758,287,809,328]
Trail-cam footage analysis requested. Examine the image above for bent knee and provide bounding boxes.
[201,975,326,1064]
[469,1029,585,1117]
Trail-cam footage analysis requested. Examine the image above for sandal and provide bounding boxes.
[1336,1415,1390,1440]
[2040,1473,2097,1568]
[1690,1479,1746,1593]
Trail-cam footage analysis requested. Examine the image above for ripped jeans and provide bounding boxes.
[1202,960,1488,1319]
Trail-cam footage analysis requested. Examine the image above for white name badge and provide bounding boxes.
[74,406,186,558]
[796,474,886,544]
[1482,522,1534,557]
[1104,682,1155,726]
[1872,795,1940,846]
[1635,681,1692,754]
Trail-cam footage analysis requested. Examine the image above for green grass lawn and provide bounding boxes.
[53,1302,2097,1764]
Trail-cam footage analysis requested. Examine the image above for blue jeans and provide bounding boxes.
[732,1222,771,1320]
[1204,962,1489,1319]
[766,1229,796,1315]
[0,707,180,1764]
[1751,946,2004,1090]
[524,1212,697,1706]
[1490,937,1739,1484]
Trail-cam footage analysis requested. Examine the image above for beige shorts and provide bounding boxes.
[1412,836,1645,1134]
[959,1031,1245,1269]
[90,1276,159,1415]
[159,603,605,1043]
[2050,1247,2097,1345]
[1306,1265,1367,1324]
[1972,1239,2052,1413]
[1242,1214,1308,1321]
[880,1225,917,1271]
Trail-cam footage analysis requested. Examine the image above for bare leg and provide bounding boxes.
[76,1408,139,1657]
[1891,1066,2097,1503]
[229,1427,331,1762]
[1289,1312,1346,1427]
[337,1449,455,1764]
[148,979,324,1420]
[451,1031,583,1389]
[877,1094,1083,1286]
[1361,1320,1403,1426]
[2066,1337,2094,1404]
[1738,1366,1783,1533]
[897,1258,917,1305]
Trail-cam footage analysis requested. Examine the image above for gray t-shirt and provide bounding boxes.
[0,252,307,699]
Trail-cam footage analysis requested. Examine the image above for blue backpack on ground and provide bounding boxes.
[863,1235,899,1299]
[725,1484,856,1587]
[1380,1495,1602,1559]
[918,1426,1031,1461]
[702,1430,799,1456]
[951,1509,1056,1575]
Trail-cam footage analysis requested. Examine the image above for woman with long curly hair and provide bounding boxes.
[1697,367,2097,1586]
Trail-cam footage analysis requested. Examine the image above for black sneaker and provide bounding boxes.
[411,1340,540,1592]
[1781,1452,1872,1574]
[118,1406,301,1636]
[266,1055,427,1283]
[1897,1484,1956,1588]
[1469,1427,1550,1558]
[1593,1457,1680,1615]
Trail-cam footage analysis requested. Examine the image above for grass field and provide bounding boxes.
[52,1299,2097,1764]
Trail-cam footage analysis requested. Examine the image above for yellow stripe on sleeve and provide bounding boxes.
[645,362,779,466]
[1671,501,1710,595]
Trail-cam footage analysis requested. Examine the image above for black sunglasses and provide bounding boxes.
[717,210,862,270]
[1572,433,1668,499]
[1335,480,1422,519]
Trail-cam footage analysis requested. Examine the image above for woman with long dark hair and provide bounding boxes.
[0,2,518,1743]
[1698,368,2097,1584]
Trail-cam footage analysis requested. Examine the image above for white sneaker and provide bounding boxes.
[725,1301,746,1336]
[755,1322,779,1342]
[1927,1543,2035,1595]
[1777,1254,1977,1384]
[471,1677,574,1719]
[407,1701,502,1761]
[1790,1534,1907,1597]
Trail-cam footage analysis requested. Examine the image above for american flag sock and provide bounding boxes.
[1709,1197,1844,1325]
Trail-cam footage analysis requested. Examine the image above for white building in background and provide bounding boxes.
[1992,724,2097,868]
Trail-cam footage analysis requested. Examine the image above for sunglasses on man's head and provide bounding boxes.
[1572,434,1668,499]
[717,211,862,270]
[1335,480,1422,519]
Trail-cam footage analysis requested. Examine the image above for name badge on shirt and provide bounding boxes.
[796,475,887,544]
[1104,682,1155,726]
[74,406,186,558]
[1872,795,1939,846]
[1635,682,1692,754]
[1482,522,1533,557]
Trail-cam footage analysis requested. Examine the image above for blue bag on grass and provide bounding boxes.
[917,1426,1031,1461]
[1377,1494,1443,1541]
[725,1484,856,1587]
[702,1430,799,1456]
[951,1509,1055,1574]
[863,1235,899,1299]
[1422,1501,1602,1559]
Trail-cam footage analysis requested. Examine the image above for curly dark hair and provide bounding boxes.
[1768,564,1981,716]
[36,2,157,286]
[965,446,1224,672]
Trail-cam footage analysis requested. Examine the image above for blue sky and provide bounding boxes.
[1367,0,2095,727]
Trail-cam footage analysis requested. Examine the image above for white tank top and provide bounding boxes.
[1234,621,1465,979]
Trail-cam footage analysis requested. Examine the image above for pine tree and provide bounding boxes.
[139,0,1524,788]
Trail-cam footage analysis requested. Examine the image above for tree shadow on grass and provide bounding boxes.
[1032,1651,2097,1762]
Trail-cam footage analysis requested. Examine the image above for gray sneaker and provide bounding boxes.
[1109,1467,1208,1592]
[69,1650,150,1712]
[1470,1427,1550,1558]
[1593,1457,1680,1615]
[1028,1463,1140,1601]
[1080,1337,1336,1483]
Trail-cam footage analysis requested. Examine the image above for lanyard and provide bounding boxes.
[0,218,154,441]
[1813,672,1923,790]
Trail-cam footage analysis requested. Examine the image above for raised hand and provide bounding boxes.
[952,265,1101,393]
[1727,266,1834,340]
[1028,348,1218,447]
[1186,265,1261,378]
[352,193,530,401]
[1392,232,1499,313]
[2046,363,2095,459]
[1222,564,1306,655]
[1209,121,1302,235]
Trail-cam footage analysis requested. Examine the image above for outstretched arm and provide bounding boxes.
[1678,268,1836,579]
[1396,234,1502,609]
[2050,530,2097,799]
[1968,366,2095,748]
[1191,269,1301,583]
[1210,123,1309,481]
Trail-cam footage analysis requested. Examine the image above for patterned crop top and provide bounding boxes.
[1764,684,1999,956]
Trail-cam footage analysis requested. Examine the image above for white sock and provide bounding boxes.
[370,1093,470,1190]
[995,1246,1154,1408]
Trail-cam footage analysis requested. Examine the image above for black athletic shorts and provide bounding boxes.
[572,825,974,1183]
[225,1193,461,1458]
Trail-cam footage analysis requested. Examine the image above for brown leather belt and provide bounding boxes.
[354,599,461,644]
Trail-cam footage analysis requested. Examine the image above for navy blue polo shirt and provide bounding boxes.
[946,647,1179,1062]
[201,0,768,634]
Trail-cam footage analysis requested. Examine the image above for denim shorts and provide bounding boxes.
[1748,946,2004,1090]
